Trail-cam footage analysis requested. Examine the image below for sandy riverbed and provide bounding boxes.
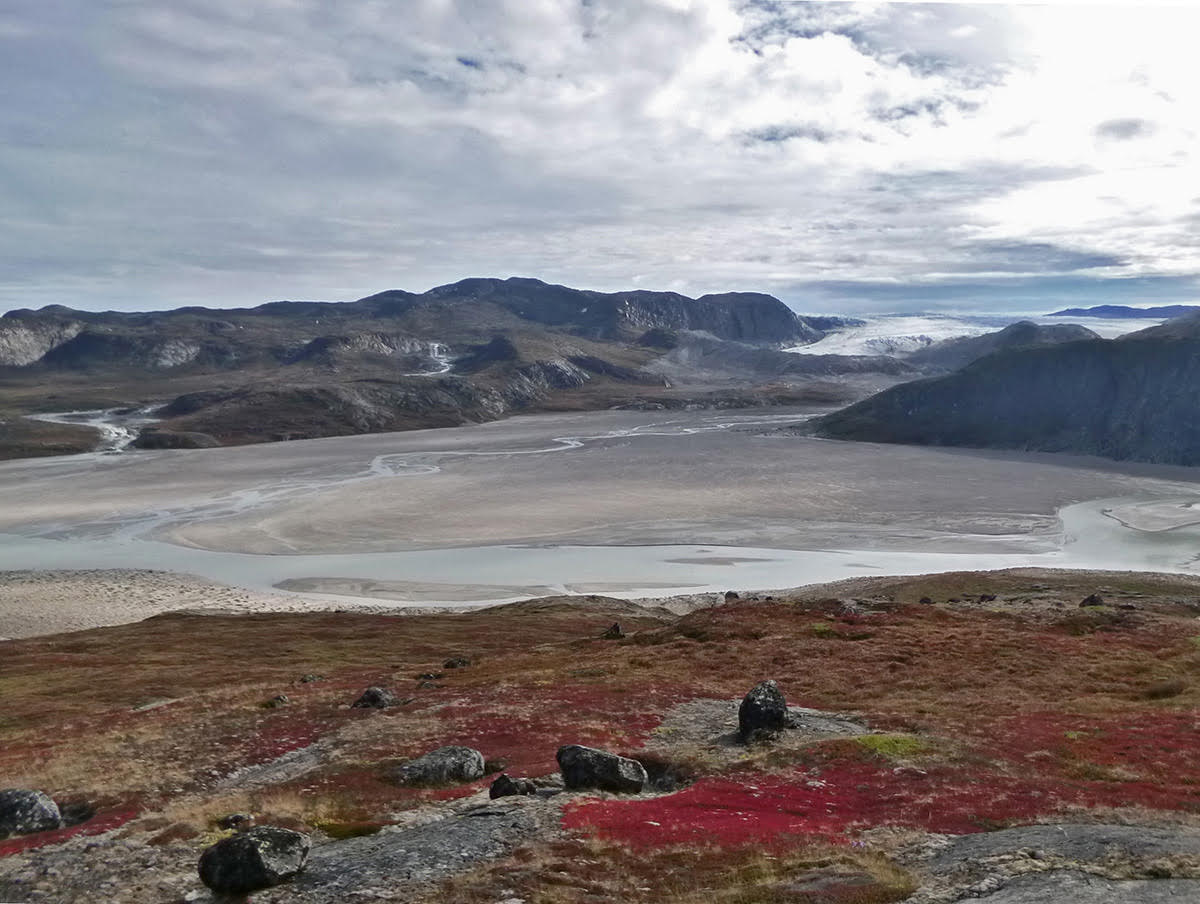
[2,408,1200,638]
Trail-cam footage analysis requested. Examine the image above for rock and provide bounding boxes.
[556,744,647,793]
[443,657,471,669]
[919,596,933,604]
[0,789,61,837]
[57,801,96,827]
[601,622,624,639]
[489,775,537,799]
[1080,593,1105,607]
[483,757,508,774]
[198,825,310,894]
[392,746,486,786]
[263,694,289,708]
[299,674,325,683]
[216,813,255,832]
[979,593,997,602]
[417,672,444,681]
[738,679,789,741]
[724,590,740,601]
[351,686,398,709]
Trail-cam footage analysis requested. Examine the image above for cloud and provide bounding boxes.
[0,1,1198,312]
[1095,118,1155,140]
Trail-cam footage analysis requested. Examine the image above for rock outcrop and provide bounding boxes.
[197,825,310,894]
[0,790,61,837]
[350,687,398,709]
[738,680,789,740]
[392,746,486,786]
[556,744,647,793]
[489,775,537,799]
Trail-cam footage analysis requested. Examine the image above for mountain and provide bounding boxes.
[905,320,1100,373]
[0,278,909,456]
[1046,304,1200,319]
[812,316,1200,464]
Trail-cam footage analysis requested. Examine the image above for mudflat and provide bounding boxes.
[1,408,1197,555]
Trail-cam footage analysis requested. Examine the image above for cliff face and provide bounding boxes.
[814,332,1200,465]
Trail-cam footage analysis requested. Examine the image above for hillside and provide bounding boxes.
[1,570,1198,902]
[904,320,1099,373]
[0,278,909,457]
[811,317,1200,465]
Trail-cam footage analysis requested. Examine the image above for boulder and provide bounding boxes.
[556,744,647,793]
[351,686,397,709]
[489,774,537,799]
[0,789,61,837]
[393,746,485,786]
[601,622,624,639]
[1080,593,1105,607]
[738,679,789,741]
[443,657,471,669]
[198,826,310,894]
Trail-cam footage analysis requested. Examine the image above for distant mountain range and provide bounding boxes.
[813,313,1200,466]
[6,276,1171,462]
[0,278,885,456]
[1046,304,1200,319]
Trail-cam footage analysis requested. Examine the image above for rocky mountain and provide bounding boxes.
[0,278,911,456]
[904,320,1100,373]
[812,316,1200,464]
[0,278,826,372]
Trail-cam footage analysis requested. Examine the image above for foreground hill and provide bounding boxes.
[0,278,902,457]
[1,569,1198,902]
[812,314,1200,465]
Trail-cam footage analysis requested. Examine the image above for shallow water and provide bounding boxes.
[3,408,1200,610]
[0,497,1195,608]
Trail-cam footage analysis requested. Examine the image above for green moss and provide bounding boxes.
[855,734,930,759]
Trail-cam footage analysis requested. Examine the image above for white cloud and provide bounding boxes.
[0,1,1197,312]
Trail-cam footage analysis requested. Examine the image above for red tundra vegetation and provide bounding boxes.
[1,570,1198,901]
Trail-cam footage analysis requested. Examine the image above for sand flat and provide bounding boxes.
[3,408,1200,638]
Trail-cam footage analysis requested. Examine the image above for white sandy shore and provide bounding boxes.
[0,569,715,640]
[0,570,383,640]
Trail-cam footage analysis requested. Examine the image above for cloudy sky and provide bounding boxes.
[2,1,1198,314]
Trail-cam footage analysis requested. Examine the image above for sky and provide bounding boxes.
[1,1,1199,315]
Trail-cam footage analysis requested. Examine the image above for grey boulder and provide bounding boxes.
[351,686,398,709]
[198,825,310,894]
[557,744,647,793]
[489,774,537,799]
[738,679,788,740]
[393,746,486,786]
[0,789,61,837]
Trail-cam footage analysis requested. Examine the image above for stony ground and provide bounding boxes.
[1,569,1199,902]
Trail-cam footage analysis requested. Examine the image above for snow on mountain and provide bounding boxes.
[787,313,1167,357]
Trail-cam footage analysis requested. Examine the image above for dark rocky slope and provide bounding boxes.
[813,317,1200,465]
[905,320,1099,373]
[0,278,909,455]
